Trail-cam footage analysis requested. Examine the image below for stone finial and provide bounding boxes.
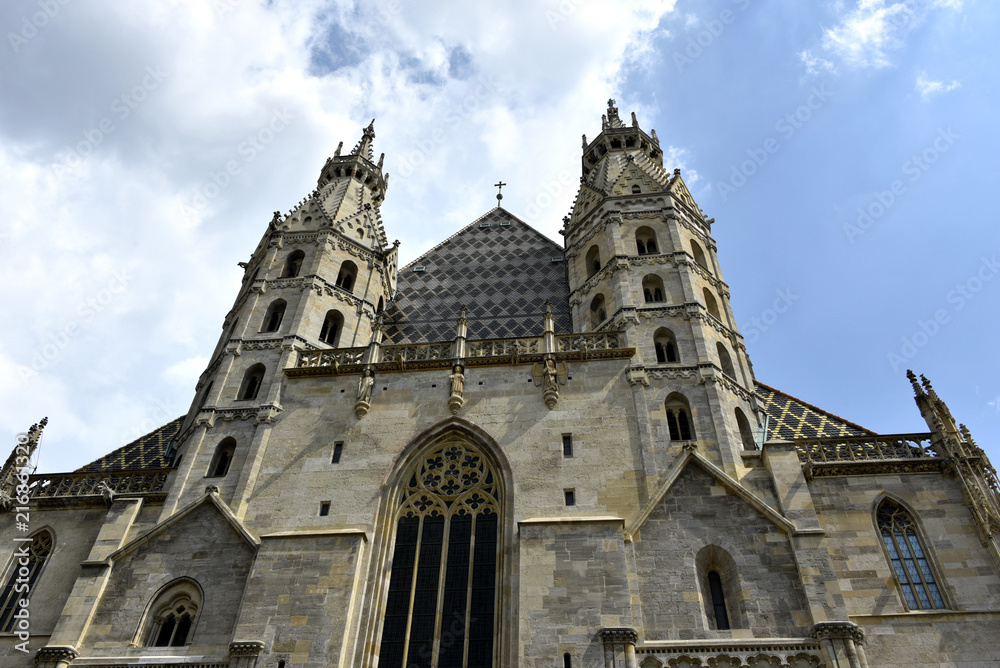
[631,111,638,128]
[334,141,343,157]
[651,128,659,143]
[581,133,587,149]
[906,369,925,397]
[378,152,385,170]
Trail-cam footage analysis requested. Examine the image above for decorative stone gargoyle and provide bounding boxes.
[532,357,568,409]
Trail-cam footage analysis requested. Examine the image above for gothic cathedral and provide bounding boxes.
[3,101,1000,668]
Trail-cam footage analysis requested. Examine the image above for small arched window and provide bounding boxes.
[207,437,236,478]
[716,342,736,378]
[238,363,266,401]
[585,245,601,278]
[642,274,665,303]
[876,499,945,610]
[377,296,385,314]
[336,261,358,292]
[142,579,202,647]
[653,328,678,363]
[635,226,658,255]
[665,392,695,441]
[197,381,214,411]
[707,571,730,630]
[0,530,53,632]
[319,310,344,346]
[260,299,286,333]
[282,250,305,278]
[696,545,740,631]
[590,294,607,329]
[631,184,641,194]
[703,288,721,320]
[734,408,756,450]
[691,240,708,268]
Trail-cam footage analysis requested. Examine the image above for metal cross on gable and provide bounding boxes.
[494,180,506,205]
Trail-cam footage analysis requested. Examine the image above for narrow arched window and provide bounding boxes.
[877,500,945,610]
[379,439,500,668]
[207,437,236,478]
[261,299,286,333]
[142,579,202,648]
[642,274,665,303]
[691,240,708,268]
[707,571,730,630]
[653,328,678,363]
[0,530,53,632]
[590,294,607,329]
[665,393,694,441]
[585,245,601,278]
[716,342,735,378]
[734,408,756,450]
[238,363,266,401]
[336,261,358,292]
[635,226,658,255]
[282,250,305,278]
[377,296,385,314]
[703,288,721,320]
[319,310,344,346]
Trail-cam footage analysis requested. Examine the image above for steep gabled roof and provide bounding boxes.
[383,208,572,344]
[755,382,875,440]
[75,416,183,472]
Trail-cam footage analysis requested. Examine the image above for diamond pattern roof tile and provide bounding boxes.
[384,208,571,343]
[755,382,875,440]
[75,416,184,472]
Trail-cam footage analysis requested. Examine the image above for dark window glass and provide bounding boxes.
[708,571,730,630]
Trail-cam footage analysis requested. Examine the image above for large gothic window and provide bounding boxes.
[380,440,500,668]
[0,530,53,632]
[877,500,945,610]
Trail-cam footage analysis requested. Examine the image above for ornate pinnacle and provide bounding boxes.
[906,370,925,396]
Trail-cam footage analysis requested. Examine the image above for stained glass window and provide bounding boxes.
[877,500,945,610]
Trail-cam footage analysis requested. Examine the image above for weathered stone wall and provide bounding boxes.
[633,464,811,640]
[81,500,255,658]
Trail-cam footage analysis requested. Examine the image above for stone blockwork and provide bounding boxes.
[633,464,811,640]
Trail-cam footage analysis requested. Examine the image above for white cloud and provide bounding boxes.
[800,50,838,77]
[915,72,961,98]
[1,0,679,471]
[815,0,961,70]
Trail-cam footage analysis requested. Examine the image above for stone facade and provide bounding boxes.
[2,101,999,668]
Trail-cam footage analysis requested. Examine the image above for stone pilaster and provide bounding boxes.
[599,627,638,668]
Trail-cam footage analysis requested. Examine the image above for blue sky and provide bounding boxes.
[1,0,997,472]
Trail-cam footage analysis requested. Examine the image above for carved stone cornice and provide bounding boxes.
[230,640,266,657]
[34,645,78,666]
[645,365,699,381]
[810,621,865,644]
[599,626,639,643]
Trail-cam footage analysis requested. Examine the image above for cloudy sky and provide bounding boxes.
[2,0,997,473]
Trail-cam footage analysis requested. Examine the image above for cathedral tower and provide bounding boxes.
[164,121,399,516]
[563,100,763,472]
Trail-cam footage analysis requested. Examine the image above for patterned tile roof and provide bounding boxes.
[75,416,184,472]
[756,382,875,440]
[383,208,572,344]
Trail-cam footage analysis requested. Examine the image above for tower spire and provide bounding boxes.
[349,119,377,160]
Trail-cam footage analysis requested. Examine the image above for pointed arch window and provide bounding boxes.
[716,342,736,378]
[635,227,658,255]
[207,437,236,478]
[379,440,500,668]
[665,393,694,441]
[336,261,358,292]
[691,240,708,269]
[589,294,607,329]
[142,579,202,647]
[703,288,721,320]
[734,408,756,450]
[585,245,601,278]
[877,500,945,610]
[653,328,678,363]
[0,530,53,632]
[320,310,344,346]
[282,250,305,278]
[238,363,266,401]
[261,299,286,333]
